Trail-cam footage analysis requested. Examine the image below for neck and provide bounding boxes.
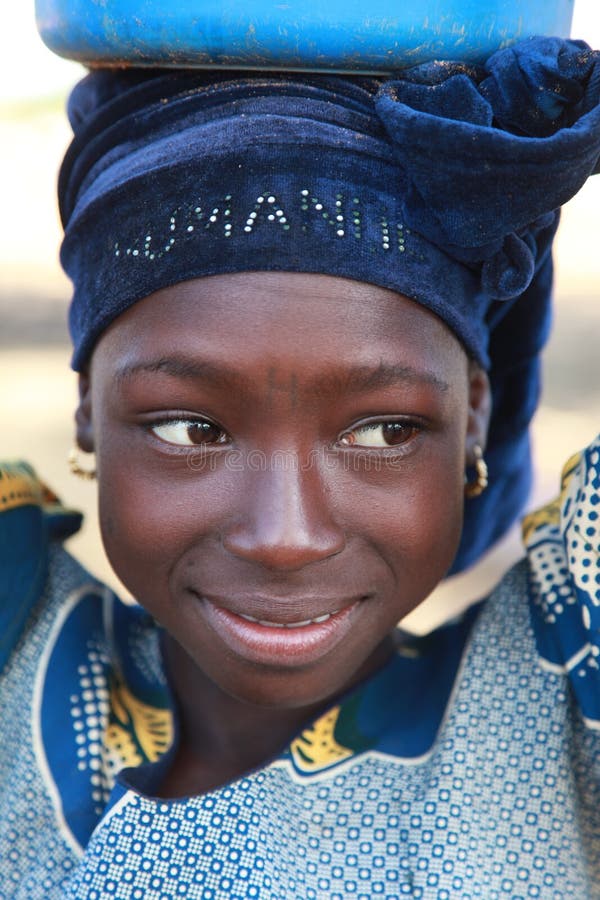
[158,631,395,797]
[159,635,334,795]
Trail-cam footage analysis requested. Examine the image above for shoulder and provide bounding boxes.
[0,460,90,674]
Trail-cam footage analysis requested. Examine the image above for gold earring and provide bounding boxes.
[464,444,488,499]
[68,446,96,481]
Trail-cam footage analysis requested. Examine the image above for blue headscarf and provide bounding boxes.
[58,37,600,572]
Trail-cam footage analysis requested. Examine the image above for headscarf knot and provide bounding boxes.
[375,37,600,299]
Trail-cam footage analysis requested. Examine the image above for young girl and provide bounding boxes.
[1,36,600,899]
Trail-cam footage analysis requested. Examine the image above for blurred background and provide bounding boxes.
[1,2,599,605]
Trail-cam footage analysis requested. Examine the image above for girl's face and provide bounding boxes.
[79,272,489,710]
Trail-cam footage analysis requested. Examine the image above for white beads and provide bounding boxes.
[112,190,408,259]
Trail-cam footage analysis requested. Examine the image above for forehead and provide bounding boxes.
[92,271,467,384]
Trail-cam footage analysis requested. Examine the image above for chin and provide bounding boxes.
[211,662,348,711]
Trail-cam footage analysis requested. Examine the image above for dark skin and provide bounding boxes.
[76,271,491,797]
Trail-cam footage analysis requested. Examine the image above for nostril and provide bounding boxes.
[222,527,346,571]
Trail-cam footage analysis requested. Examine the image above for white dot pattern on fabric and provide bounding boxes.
[65,564,600,899]
[0,547,106,899]
[70,643,112,814]
[564,447,600,605]
[525,438,600,723]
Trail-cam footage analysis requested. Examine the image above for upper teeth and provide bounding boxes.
[238,611,338,628]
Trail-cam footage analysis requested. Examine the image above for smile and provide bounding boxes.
[198,596,363,667]
[237,610,340,628]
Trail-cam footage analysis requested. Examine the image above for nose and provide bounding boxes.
[222,453,346,570]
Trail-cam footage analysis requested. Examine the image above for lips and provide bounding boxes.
[196,594,364,667]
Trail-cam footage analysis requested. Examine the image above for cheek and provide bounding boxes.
[98,475,167,602]
[96,449,226,603]
[336,442,466,597]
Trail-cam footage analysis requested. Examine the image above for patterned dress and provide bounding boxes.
[1,439,599,899]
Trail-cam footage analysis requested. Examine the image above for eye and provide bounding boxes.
[150,418,229,447]
[339,421,420,448]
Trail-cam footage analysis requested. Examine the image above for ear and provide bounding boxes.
[75,370,95,453]
[465,363,491,464]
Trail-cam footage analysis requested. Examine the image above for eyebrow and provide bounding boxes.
[114,357,237,390]
[321,361,449,395]
[114,356,449,394]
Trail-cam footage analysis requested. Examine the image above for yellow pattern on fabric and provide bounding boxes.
[559,450,583,493]
[105,680,174,770]
[290,706,354,773]
[522,449,582,546]
[522,499,560,545]
[0,462,45,513]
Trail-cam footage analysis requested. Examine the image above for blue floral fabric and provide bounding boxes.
[524,439,600,728]
[1,437,600,898]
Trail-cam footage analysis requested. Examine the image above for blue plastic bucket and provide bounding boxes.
[35,0,575,74]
